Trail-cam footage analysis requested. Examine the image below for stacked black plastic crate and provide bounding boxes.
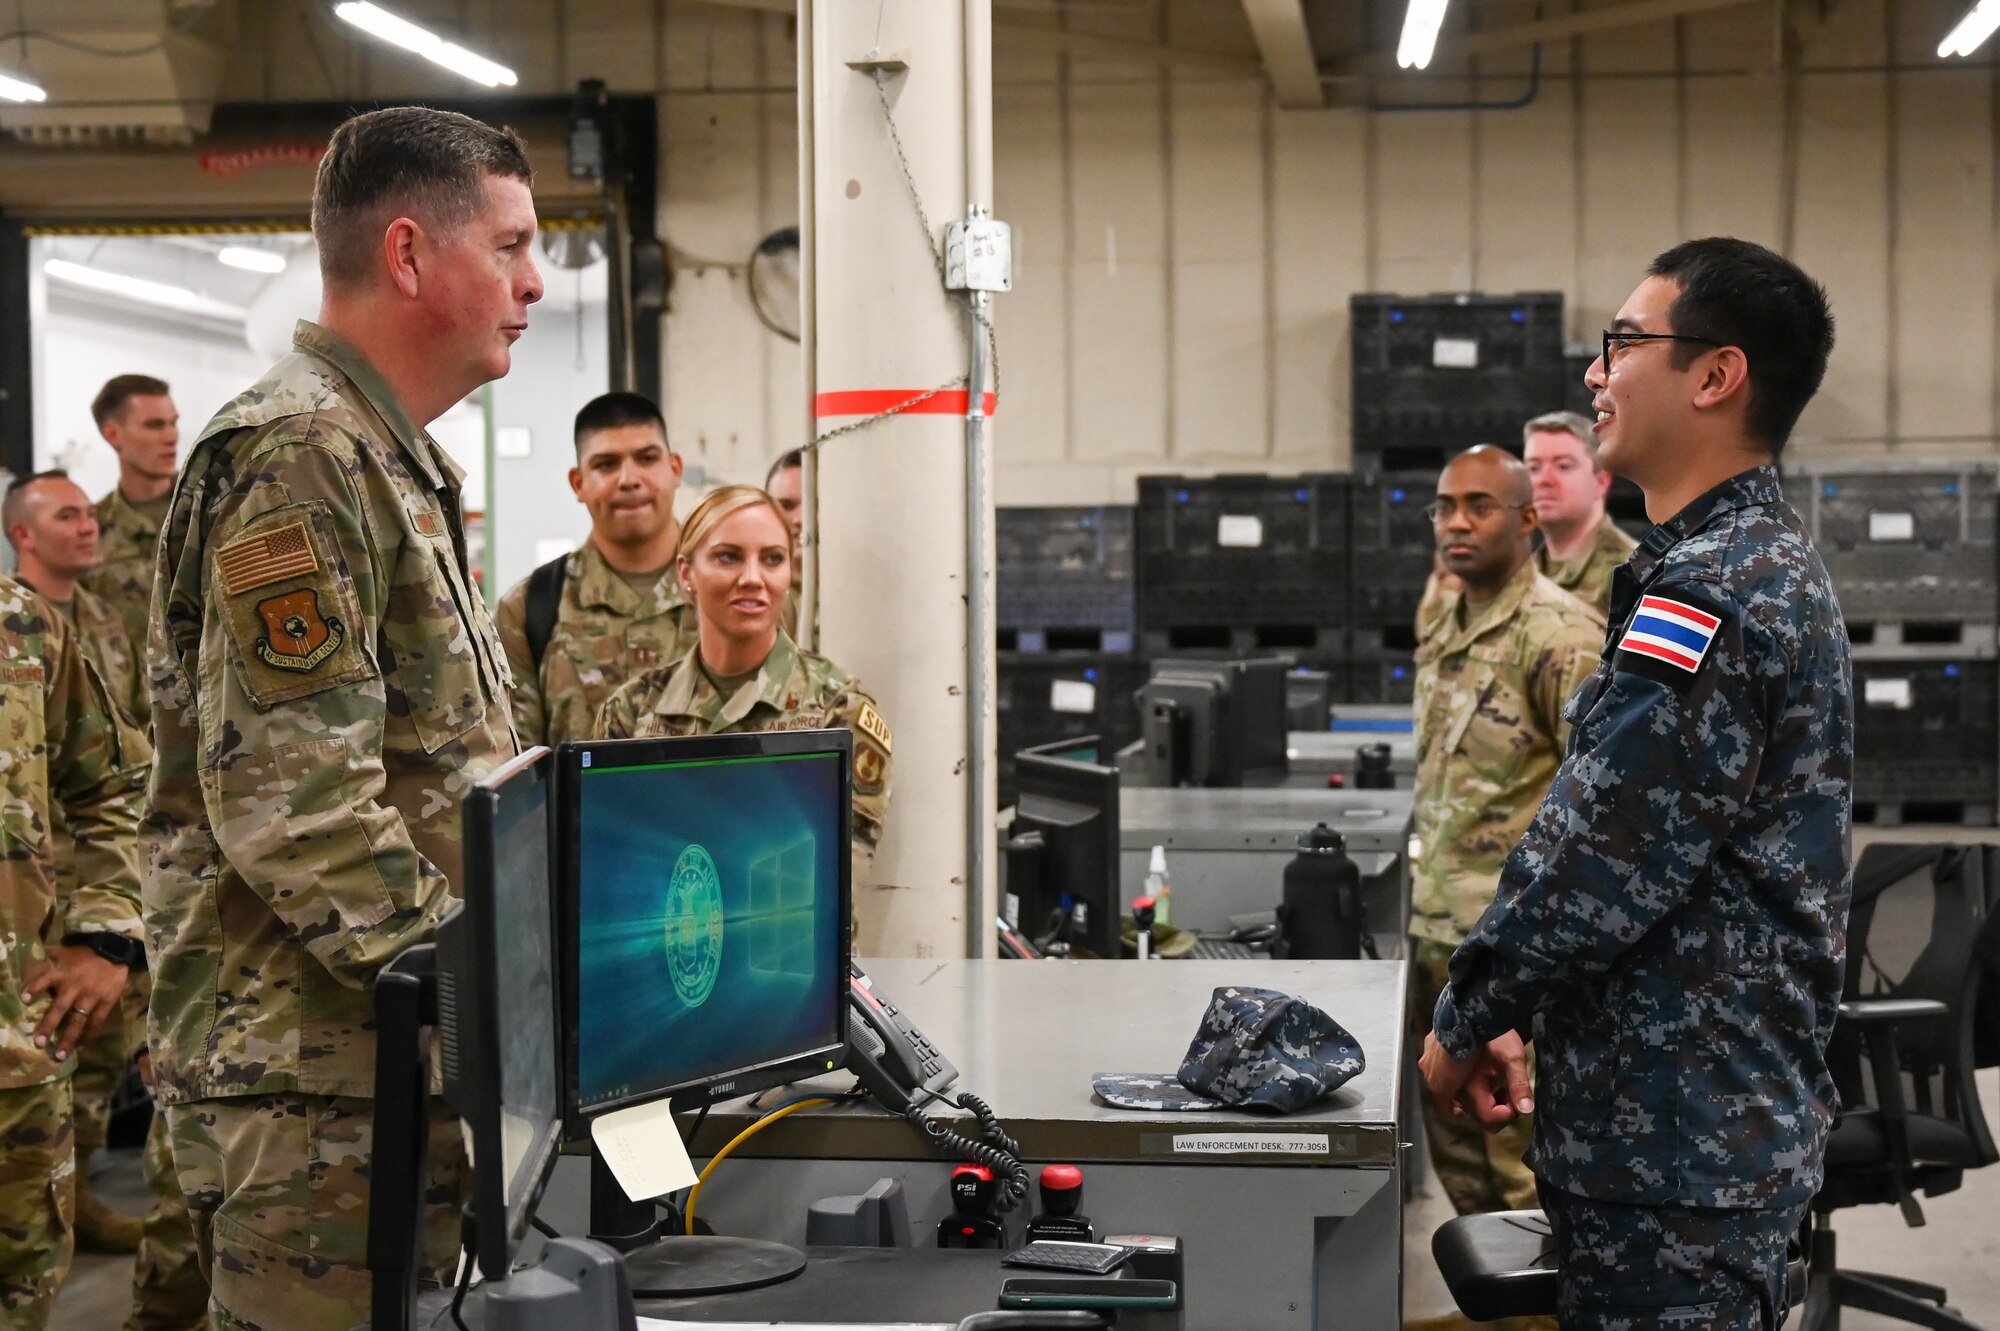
[1345,291,1567,703]
[1791,464,2000,824]
[994,506,1144,807]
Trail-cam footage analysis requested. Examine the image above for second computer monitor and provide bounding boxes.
[555,730,853,1138]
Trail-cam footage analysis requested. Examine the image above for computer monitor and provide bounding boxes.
[555,729,853,1140]
[1005,737,1121,959]
[436,747,563,1282]
[1139,656,1291,787]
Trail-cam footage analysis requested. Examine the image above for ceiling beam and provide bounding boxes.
[678,0,1265,80]
[994,21,1265,79]
[1241,0,1324,107]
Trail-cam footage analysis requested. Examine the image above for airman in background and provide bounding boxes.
[0,573,146,1324]
[79,375,179,656]
[1522,410,1638,615]
[495,391,694,747]
[3,470,151,1261]
[1409,447,1600,1321]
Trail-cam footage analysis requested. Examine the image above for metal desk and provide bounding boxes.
[535,959,1407,1331]
[1116,787,1412,951]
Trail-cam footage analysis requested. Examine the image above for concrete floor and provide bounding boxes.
[54,1075,2000,1329]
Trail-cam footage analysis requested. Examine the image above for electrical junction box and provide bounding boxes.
[946,217,1013,292]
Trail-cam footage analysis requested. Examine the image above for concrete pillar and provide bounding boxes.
[802,0,997,958]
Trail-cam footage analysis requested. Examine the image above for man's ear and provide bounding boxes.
[1692,345,1752,415]
[382,216,423,299]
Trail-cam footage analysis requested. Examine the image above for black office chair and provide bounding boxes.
[1800,843,2000,1331]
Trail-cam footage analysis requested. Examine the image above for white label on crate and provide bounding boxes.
[1432,336,1480,369]
[1868,511,1915,542]
[1171,1134,1331,1156]
[1050,679,1097,715]
[1864,677,1914,709]
[1217,514,1264,548]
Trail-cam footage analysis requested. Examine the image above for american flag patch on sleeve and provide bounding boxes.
[1618,595,1720,673]
[217,521,320,597]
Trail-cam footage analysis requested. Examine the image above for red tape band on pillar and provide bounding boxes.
[814,390,999,419]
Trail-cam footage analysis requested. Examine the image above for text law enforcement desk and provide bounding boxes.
[536,958,1407,1330]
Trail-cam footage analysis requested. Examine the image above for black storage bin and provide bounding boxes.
[1352,291,1566,466]
[995,505,1136,651]
[1135,474,1346,648]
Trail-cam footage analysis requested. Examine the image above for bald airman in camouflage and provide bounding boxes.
[144,106,537,1330]
[0,573,147,1324]
[495,391,695,747]
[1425,240,1848,1330]
[3,468,155,1258]
[79,374,180,658]
[598,632,892,864]
[1411,447,1602,1229]
[1523,411,1638,616]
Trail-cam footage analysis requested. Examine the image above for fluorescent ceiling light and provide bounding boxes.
[218,246,287,274]
[46,259,199,308]
[1398,0,1450,70]
[1939,1,2000,57]
[44,259,247,321]
[0,69,46,102]
[333,2,517,87]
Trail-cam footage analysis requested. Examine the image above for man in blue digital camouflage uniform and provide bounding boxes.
[1419,237,1851,1331]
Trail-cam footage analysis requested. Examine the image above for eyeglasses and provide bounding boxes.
[1602,329,1724,369]
[1424,498,1526,524]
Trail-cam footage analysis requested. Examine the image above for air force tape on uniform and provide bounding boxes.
[1093,987,1364,1113]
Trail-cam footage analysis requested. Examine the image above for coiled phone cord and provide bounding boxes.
[906,1090,1031,1212]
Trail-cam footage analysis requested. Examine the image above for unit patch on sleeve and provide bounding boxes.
[856,701,892,753]
[1617,595,1720,674]
[254,589,347,673]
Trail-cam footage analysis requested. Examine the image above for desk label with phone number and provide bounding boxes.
[1167,1133,1332,1156]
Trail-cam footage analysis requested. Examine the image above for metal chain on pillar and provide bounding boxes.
[797,67,999,460]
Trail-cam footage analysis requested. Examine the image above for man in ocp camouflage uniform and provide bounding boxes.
[1409,448,1601,1267]
[80,374,180,658]
[1423,239,1850,1330]
[0,573,146,1326]
[1522,410,1638,616]
[144,106,537,1331]
[495,391,695,747]
[3,471,151,1259]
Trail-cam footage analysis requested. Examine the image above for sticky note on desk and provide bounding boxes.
[590,1098,697,1201]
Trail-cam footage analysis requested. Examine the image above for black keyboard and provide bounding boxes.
[1002,1241,1131,1275]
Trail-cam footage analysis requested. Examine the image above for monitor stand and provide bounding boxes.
[588,1152,806,1297]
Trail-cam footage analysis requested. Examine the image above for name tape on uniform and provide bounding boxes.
[1618,596,1719,674]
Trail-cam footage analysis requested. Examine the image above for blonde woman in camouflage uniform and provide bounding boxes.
[597,485,891,875]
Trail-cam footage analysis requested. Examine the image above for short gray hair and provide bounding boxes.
[313,106,534,292]
[1522,411,1601,467]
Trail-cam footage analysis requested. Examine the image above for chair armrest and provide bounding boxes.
[1836,998,1948,1025]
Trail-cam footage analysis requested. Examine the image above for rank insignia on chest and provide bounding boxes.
[1618,595,1719,674]
[254,589,346,672]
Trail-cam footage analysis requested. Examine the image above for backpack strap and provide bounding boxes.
[524,553,570,671]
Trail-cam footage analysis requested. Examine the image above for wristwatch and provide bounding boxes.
[62,932,146,971]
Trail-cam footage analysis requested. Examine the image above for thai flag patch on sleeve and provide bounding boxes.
[1618,595,1721,673]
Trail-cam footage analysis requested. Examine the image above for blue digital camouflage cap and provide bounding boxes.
[1092,986,1365,1112]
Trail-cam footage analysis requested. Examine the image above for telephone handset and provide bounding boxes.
[844,963,1028,1211]
[845,961,960,1114]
